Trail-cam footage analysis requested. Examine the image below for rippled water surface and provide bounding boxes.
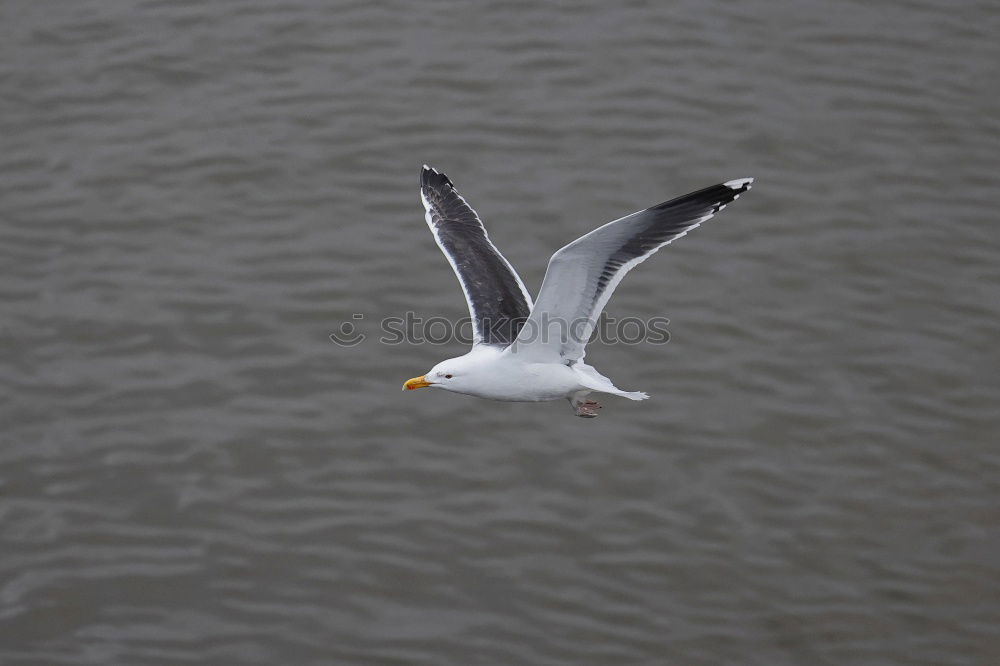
[2,1,999,664]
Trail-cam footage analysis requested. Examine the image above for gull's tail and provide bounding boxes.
[572,363,649,400]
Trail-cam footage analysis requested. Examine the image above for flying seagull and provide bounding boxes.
[403,166,753,417]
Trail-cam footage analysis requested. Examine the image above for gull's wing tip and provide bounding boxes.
[421,164,454,189]
[724,177,754,195]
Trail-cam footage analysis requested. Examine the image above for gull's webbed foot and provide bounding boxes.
[570,397,602,418]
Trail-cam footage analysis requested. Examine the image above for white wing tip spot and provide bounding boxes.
[724,177,754,191]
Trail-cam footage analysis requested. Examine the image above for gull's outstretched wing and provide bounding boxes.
[420,165,533,347]
[507,178,753,362]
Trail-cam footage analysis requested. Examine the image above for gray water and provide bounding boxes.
[2,1,999,664]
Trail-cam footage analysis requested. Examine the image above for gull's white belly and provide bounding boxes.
[457,361,583,402]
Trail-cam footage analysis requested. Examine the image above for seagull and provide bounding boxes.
[403,166,753,417]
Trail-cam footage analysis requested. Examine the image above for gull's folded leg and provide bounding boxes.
[568,392,602,418]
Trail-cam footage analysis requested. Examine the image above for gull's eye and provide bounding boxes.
[445,374,453,379]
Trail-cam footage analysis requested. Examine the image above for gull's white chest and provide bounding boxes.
[453,355,582,402]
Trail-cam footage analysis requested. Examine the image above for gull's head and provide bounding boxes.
[402,357,477,394]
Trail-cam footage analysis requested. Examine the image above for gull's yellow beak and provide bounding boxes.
[402,375,433,391]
